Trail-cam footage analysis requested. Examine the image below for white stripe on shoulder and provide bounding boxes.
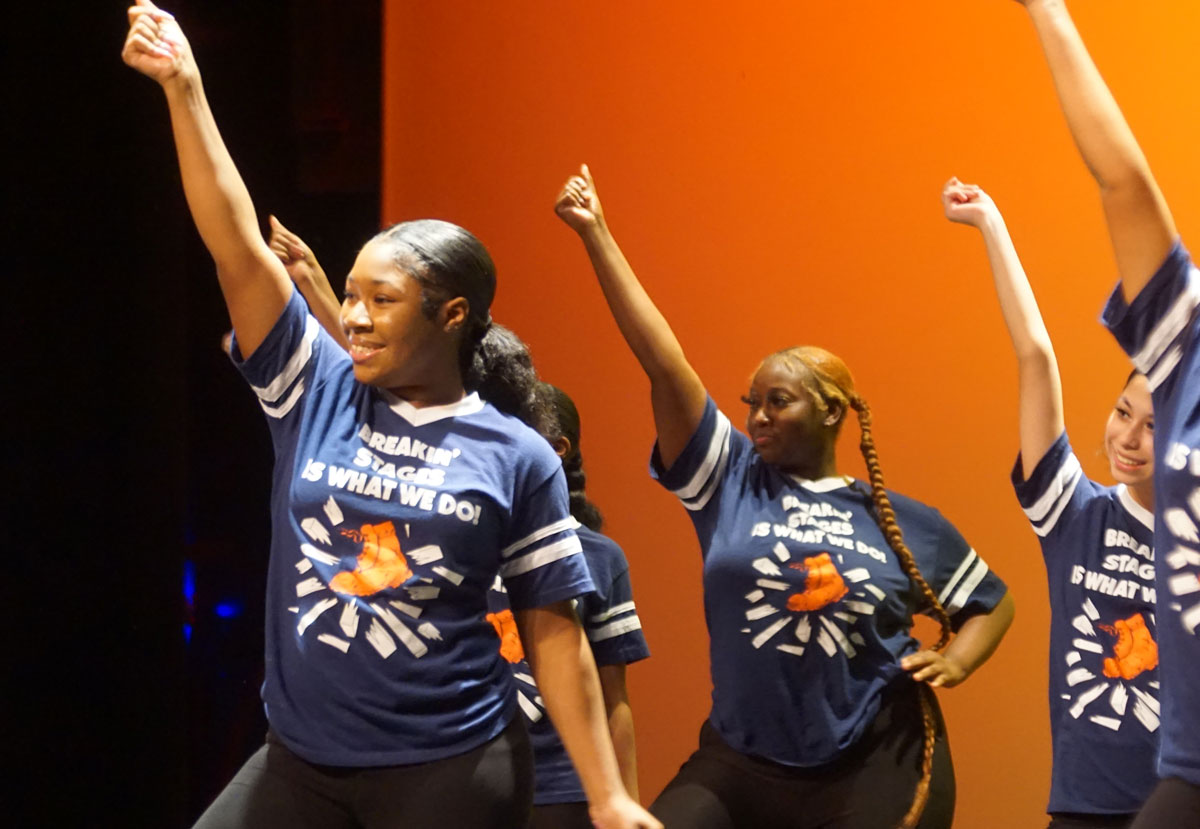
[1116,485,1154,531]
[945,558,990,616]
[251,315,319,403]
[1130,264,1200,376]
[937,549,977,606]
[501,517,580,559]
[670,412,732,501]
[500,536,583,578]
[587,615,644,643]
[590,601,636,623]
[259,378,306,419]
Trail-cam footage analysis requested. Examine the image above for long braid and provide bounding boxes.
[849,394,951,829]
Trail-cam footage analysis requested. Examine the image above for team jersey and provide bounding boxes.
[650,396,1008,767]
[232,289,594,767]
[1012,432,1158,814]
[1103,240,1200,786]
[487,525,651,804]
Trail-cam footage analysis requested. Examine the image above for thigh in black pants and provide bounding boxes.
[650,684,954,829]
[529,802,592,829]
[1046,813,1134,828]
[1130,777,1200,829]
[192,718,534,829]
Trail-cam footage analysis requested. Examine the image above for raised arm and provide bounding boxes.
[1017,0,1176,301]
[267,215,350,350]
[943,178,1063,475]
[515,603,660,828]
[555,166,706,468]
[122,2,289,356]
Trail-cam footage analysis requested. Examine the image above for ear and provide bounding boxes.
[552,436,572,459]
[440,297,470,334]
[823,399,846,428]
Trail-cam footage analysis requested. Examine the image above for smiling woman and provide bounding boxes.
[120,3,659,828]
[943,176,1158,829]
[555,162,1015,829]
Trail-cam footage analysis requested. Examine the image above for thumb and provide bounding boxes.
[581,163,594,188]
[268,214,288,234]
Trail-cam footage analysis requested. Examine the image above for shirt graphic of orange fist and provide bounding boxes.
[787,552,850,612]
[1101,612,1158,681]
[330,520,413,596]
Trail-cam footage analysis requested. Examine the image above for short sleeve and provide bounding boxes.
[579,566,651,667]
[230,287,336,429]
[1011,431,1093,543]
[499,463,593,611]
[926,515,1008,631]
[1102,240,1200,402]
[650,396,747,514]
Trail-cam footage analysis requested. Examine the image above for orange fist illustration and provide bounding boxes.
[486,608,526,664]
[330,520,413,596]
[1101,612,1158,681]
[787,552,850,612]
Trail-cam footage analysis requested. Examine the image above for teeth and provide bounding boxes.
[1116,454,1144,466]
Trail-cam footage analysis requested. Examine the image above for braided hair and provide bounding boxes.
[774,345,952,829]
[538,383,604,531]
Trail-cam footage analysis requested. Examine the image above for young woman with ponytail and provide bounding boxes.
[270,219,653,829]
[1012,2,1200,824]
[944,177,1157,828]
[122,6,658,828]
[555,165,1015,829]
[488,383,652,829]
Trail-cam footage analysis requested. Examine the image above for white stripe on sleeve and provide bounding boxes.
[670,414,732,501]
[1021,453,1083,537]
[590,601,636,623]
[1146,344,1183,393]
[250,315,320,404]
[259,378,306,419]
[1131,265,1200,378]
[945,559,990,616]
[587,615,644,643]
[500,535,584,579]
[938,550,977,606]
[501,517,579,559]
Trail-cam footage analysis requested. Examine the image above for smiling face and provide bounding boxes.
[1104,372,1155,491]
[743,355,843,478]
[340,239,465,396]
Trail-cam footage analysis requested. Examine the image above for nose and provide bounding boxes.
[342,299,370,330]
[1117,421,1143,450]
[751,406,770,425]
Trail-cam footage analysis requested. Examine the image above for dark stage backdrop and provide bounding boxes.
[5,2,379,825]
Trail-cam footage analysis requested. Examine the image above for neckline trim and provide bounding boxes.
[1116,484,1154,531]
[382,391,485,426]
[787,474,854,493]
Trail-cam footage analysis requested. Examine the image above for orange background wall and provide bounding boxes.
[382,2,1199,825]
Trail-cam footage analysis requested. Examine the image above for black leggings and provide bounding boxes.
[1130,777,1200,828]
[650,684,954,829]
[529,802,591,829]
[192,718,533,829]
[1047,813,1134,828]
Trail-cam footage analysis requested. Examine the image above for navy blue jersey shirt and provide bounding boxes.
[232,289,593,767]
[1103,240,1200,786]
[650,396,1007,766]
[1013,432,1158,814]
[488,525,650,804]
